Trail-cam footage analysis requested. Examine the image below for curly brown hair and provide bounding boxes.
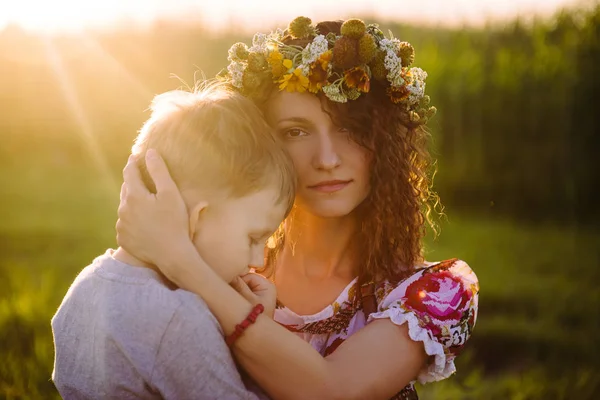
[255,20,442,284]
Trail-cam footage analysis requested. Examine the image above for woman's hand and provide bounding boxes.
[230,273,277,318]
[116,150,193,274]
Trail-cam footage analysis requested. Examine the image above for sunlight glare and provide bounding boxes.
[43,37,120,193]
[1,0,132,32]
[78,34,154,99]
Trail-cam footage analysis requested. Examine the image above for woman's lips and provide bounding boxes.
[308,180,352,193]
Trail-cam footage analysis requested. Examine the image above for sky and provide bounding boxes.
[0,0,587,33]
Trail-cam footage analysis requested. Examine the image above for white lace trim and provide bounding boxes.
[368,307,456,384]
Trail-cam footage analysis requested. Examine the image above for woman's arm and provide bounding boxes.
[164,244,426,400]
[117,151,427,400]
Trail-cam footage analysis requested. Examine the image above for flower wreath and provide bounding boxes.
[220,17,436,126]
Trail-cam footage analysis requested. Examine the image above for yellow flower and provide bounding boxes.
[282,59,293,70]
[344,66,370,93]
[279,68,309,93]
[316,50,332,70]
[268,50,283,65]
[398,41,415,67]
[387,85,410,104]
[268,51,288,78]
[308,51,332,93]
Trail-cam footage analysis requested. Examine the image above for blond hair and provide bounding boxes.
[132,81,295,211]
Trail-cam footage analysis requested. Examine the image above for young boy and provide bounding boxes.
[51,83,295,399]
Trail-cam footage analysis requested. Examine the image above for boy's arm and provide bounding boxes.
[151,293,260,400]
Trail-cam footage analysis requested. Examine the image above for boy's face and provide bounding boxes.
[190,187,287,283]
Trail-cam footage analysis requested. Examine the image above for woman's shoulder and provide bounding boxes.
[376,258,478,302]
[374,258,479,324]
[416,258,478,291]
[370,258,480,383]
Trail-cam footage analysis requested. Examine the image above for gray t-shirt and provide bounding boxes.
[51,250,262,400]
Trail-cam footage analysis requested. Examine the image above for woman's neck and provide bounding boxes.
[280,207,359,281]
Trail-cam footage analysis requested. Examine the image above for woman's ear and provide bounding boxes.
[188,201,209,240]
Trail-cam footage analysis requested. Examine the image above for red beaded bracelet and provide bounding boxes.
[225,304,265,347]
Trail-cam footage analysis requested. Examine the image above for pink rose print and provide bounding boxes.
[404,270,472,328]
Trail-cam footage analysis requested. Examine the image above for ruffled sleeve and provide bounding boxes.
[367,258,479,384]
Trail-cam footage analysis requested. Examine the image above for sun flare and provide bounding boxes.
[0,0,131,32]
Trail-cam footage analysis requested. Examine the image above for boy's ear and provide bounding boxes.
[188,201,209,240]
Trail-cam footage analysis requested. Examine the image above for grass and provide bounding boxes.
[1,163,599,399]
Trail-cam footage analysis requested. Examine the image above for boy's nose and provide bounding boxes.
[249,251,265,269]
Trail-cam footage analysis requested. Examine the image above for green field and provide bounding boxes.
[1,163,599,399]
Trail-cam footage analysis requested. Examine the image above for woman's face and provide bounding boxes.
[264,91,371,218]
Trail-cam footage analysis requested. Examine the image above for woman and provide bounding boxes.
[117,17,479,399]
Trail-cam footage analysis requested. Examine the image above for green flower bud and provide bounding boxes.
[370,50,387,80]
[247,52,268,72]
[358,34,377,64]
[409,111,421,123]
[242,70,262,91]
[341,19,366,39]
[288,16,314,39]
[426,106,437,118]
[398,42,415,67]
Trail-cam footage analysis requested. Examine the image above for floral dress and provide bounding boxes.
[273,258,480,399]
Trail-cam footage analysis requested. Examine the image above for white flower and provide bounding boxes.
[269,28,284,41]
[249,33,268,54]
[301,35,329,65]
[406,67,428,104]
[227,61,245,89]
[227,43,248,62]
[380,38,404,87]
[299,63,310,76]
[385,53,403,86]
[379,38,401,54]
[345,87,361,100]
[410,67,428,82]
[323,84,347,103]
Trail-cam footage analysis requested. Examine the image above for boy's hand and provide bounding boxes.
[231,273,277,318]
[116,150,192,268]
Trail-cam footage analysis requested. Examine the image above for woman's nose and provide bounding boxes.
[313,132,341,171]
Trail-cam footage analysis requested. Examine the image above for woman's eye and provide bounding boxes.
[284,128,307,138]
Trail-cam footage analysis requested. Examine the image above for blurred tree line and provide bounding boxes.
[0,5,598,225]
